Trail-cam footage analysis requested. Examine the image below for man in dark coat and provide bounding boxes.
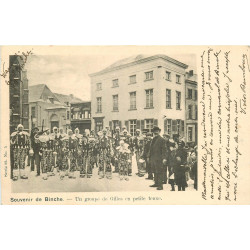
[30,127,41,176]
[149,126,167,190]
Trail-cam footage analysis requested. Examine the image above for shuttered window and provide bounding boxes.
[172,120,177,133]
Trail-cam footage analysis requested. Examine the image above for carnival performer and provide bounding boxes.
[86,135,97,178]
[79,135,90,178]
[59,127,67,139]
[98,128,113,179]
[117,140,131,181]
[38,129,50,180]
[120,129,133,176]
[46,130,55,177]
[50,127,63,172]
[73,128,83,171]
[11,124,30,180]
[112,126,121,173]
[67,130,77,179]
[60,133,69,179]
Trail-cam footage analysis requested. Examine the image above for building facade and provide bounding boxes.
[9,55,29,133]
[29,84,71,132]
[90,54,188,139]
[71,101,91,134]
[185,71,198,146]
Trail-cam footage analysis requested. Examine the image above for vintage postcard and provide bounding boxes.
[0,45,249,205]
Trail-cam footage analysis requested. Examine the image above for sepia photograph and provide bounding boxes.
[9,52,198,193]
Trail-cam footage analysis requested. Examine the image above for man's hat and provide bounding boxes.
[152,126,161,132]
[32,126,39,131]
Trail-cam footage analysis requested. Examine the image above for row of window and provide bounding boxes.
[95,118,185,136]
[96,89,183,113]
[71,111,91,120]
[96,71,182,90]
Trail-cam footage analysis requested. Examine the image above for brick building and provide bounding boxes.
[9,55,29,133]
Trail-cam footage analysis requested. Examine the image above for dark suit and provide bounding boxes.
[30,132,41,175]
[149,135,167,187]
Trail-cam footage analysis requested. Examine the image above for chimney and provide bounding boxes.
[189,70,194,77]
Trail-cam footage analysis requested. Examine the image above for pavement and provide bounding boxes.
[12,155,196,193]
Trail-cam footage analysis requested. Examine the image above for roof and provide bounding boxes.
[54,93,83,104]
[89,54,188,77]
[29,84,46,102]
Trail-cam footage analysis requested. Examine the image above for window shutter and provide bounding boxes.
[164,119,167,133]
[172,120,177,133]
[140,120,145,131]
[181,120,184,137]
[109,121,112,130]
[136,120,141,129]
[154,119,158,127]
[125,120,129,130]
[119,121,122,129]
[192,105,195,120]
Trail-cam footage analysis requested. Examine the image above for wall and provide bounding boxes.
[90,57,186,136]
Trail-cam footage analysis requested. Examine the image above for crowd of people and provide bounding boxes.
[10,124,197,191]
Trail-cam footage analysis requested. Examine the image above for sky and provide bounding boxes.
[25,53,197,101]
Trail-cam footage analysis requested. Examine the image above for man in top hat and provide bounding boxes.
[10,124,30,180]
[149,126,167,190]
[29,126,40,174]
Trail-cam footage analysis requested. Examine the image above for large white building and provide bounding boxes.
[89,54,189,140]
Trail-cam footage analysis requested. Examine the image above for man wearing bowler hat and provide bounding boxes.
[149,126,167,190]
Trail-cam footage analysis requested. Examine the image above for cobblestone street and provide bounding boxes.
[12,155,196,193]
